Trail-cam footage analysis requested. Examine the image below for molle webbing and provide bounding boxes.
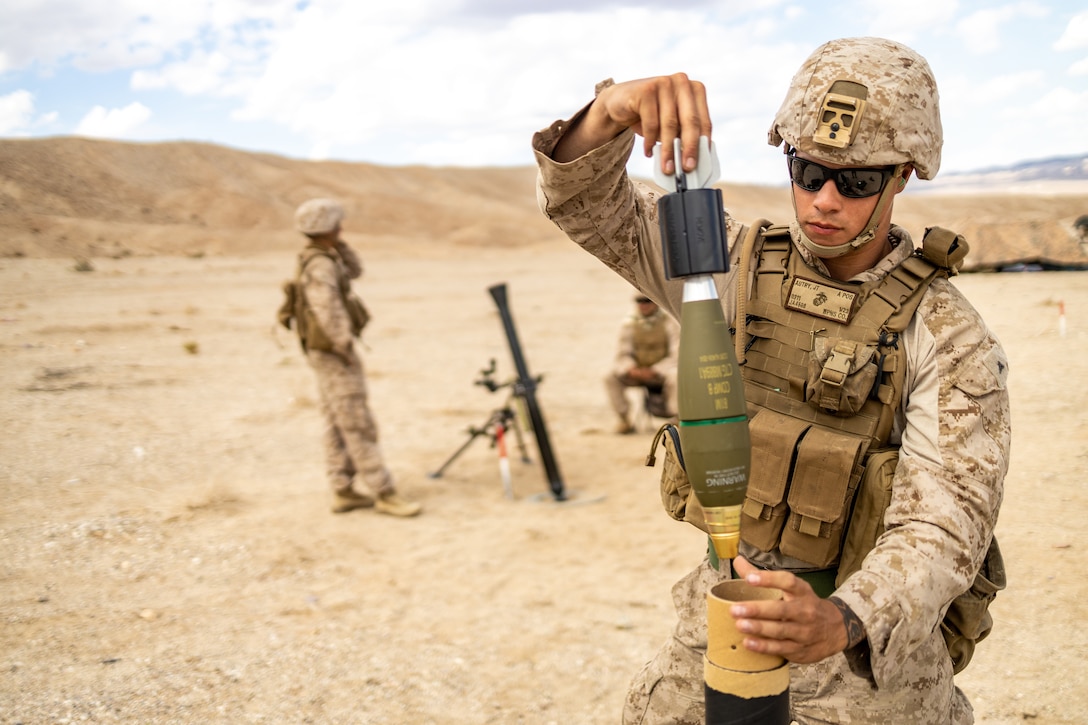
[853,252,944,333]
[291,246,357,352]
[741,230,943,448]
[632,314,670,368]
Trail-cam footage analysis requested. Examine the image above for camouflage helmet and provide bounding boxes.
[768,37,942,180]
[294,198,344,235]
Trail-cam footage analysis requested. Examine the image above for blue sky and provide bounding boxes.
[1,1,1085,185]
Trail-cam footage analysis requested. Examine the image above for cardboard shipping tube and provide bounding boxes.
[705,580,790,701]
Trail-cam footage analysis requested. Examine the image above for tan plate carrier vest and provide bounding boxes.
[277,245,369,353]
[649,222,1002,672]
[631,311,672,368]
[736,223,962,581]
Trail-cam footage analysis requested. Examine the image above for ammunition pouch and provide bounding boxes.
[277,278,335,353]
[277,280,298,330]
[781,427,867,567]
[836,448,898,586]
[921,226,969,272]
[806,338,880,417]
[740,408,867,568]
[648,412,1003,674]
[278,246,369,353]
[649,410,869,569]
[942,537,1006,674]
[738,411,807,551]
[647,423,706,533]
[346,293,371,337]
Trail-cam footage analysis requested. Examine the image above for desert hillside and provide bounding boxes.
[0,137,566,258]
[2,137,1086,270]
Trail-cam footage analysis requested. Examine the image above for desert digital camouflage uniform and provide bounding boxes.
[606,301,680,426]
[287,198,420,518]
[531,44,1011,724]
[300,242,396,499]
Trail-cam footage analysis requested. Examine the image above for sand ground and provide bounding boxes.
[1,239,1086,724]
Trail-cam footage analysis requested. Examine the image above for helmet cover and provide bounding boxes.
[768,37,942,179]
[295,198,344,235]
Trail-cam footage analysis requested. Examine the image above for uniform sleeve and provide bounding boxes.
[832,278,1011,688]
[533,117,688,317]
[301,255,354,352]
[334,240,363,279]
[533,110,745,323]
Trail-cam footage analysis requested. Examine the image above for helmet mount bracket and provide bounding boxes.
[813,81,869,150]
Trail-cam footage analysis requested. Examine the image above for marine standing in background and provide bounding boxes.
[533,37,1009,723]
[606,294,679,434]
[284,198,421,517]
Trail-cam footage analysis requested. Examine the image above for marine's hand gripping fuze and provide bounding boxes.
[656,138,750,563]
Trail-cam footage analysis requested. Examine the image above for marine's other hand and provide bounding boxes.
[728,556,851,664]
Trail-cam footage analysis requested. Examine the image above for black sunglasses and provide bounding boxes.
[787,154,896,199]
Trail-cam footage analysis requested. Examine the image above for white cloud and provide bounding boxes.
[132,51,233,95]
[957,8,1012,54]
[0,2,189,72]
[1055,11,1088,50]
[952,83,1088,169]
[227,5,806,172]
[956,3,1049,55]
[1018,85,1088,158]
[864,0,960,41]
[962,70,1047,103]
[1026,85,1088,118]
[1070,57,1088,76]
[75,102,152,138]
[0,1,297,73]
[0,89,35,133]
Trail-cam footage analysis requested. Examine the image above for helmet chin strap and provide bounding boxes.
[793,164,905,259]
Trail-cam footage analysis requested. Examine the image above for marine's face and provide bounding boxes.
[790,151,891,251]
[308,223,342,248]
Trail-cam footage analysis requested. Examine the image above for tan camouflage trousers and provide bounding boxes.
[307,349,394,496]
[623,555,974,725]
[605,372,678,420]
